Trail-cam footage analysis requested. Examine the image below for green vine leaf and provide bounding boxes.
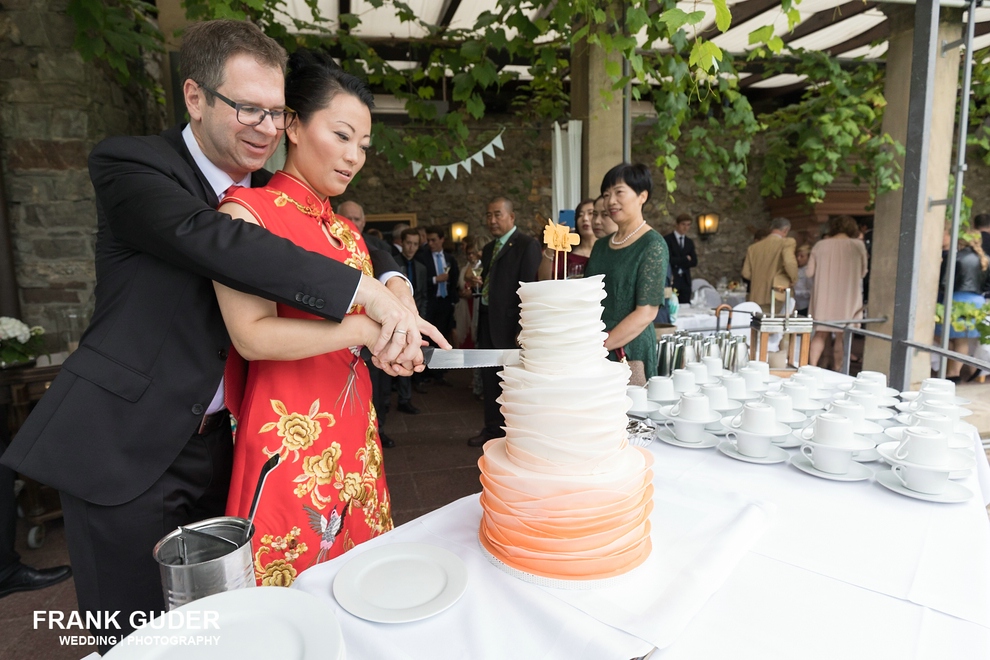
[713,0,732,32]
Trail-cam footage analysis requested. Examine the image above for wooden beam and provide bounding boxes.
[826,18,890,56]
[782,1,877,44]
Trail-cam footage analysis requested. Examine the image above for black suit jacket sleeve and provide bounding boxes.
[89,134,361,322]
[665,233,697,270]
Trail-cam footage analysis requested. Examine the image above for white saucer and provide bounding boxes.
[724,421,794,438]
[837,382,900,397]
[711,400,744,416]
[717,441,789,465]
[790,453,874,482]
[105,584,344,660]
[875,469,973,504]
[791,402,826,413]
[772,410,808,425]
[894,412,971,430]
[895,400,973,417]
[861,407,895,421]
[647,395,680,406]
[883,425,972,450]
[333,542,468,623]
[773,432,803,449]
[852,447,881,462]
[875,441,976,472]
[725,391,762,402]
[797,433,876,452]
[838,393,899,408]
[628,402,662,418]
[900,391,970,406]
[656,427,719,449]
[656,404,722,425]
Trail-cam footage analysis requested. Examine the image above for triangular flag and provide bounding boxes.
[472,152,485,166]
[492,133,504,151]
[411,161,422,177]
[482,142,496,158]
[425,168,433,181]
[461,158,472,175]
[449,164,458,180]
[436,165,447,181]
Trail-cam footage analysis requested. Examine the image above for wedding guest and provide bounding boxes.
[794,244,813,316]
[664,213,698,304]
[935,232,988,380]
[585,163,668,379]
[742,217,798,312]
[591,195,618,238]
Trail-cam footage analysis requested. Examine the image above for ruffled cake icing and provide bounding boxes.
[478,275,654,580]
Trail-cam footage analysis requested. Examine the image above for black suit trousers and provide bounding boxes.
[59,420,233,653]
[477,305,505,438]
[0,406,18,582]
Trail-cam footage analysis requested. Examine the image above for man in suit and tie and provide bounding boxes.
[664,213,698,304]
[467,198,541,447]
[418,226,460,387]
[742,217,799,311]
[339,199,391,254]
[0,20,445,650]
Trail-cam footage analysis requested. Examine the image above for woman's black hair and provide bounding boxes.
[600,162,652,201]
[285,48,375,122]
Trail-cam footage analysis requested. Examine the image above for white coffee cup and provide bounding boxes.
[671,392,713,421]
[828,399,867,426]
[703,356,724,380]
[790,373,823,399]
[762,392,796,419]
[627,386,648,410]
[748,361,771,381]
[672,369,697,394]
[797,365,826,387]
[647,377,676,401]
[738,367,767,393]
[728,430,771,458]
[781,381,813,409]
[801,412,855,446]
[687,362,710,386]
[856,371,887,387]
[730,402,776,433]
[845,389,880,414]
[894,426,949,467]
[906,410,953,431]
[701,383,731,410]
[802,441,854,474]
[721,373,750,400]
[849,380,884,398]
[920,377,955,395]
[666,418,707,444]
[892,463,950,495]
[917,399,965,424]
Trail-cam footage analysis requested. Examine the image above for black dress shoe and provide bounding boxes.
[397,402,421,415]
[467,433,494,447]
[0,563,72,599]
[379,433,396,449]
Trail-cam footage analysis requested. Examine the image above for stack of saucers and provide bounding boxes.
[875,426,976,503]
[790,413,876,481]
[717,402,792,464]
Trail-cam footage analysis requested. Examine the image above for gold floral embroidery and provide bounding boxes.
[254,527,309,587]
[259,399,335,462]
[293,443,344,508]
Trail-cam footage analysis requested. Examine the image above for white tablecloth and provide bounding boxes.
[292,374,990,660]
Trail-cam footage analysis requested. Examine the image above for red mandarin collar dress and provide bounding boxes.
[223,171,392,587]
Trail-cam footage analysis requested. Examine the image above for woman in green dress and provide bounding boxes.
[585,163,669,378]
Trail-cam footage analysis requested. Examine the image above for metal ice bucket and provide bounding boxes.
[153,516,255,610]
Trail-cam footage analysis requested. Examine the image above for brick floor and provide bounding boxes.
[0,369,486,659]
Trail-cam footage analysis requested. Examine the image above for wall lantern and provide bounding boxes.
[697,213,720,240]
[451,221,469,242]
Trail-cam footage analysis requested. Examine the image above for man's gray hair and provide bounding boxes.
[489,197,514,214]
[770,217,791,232]
[391,223,409,242]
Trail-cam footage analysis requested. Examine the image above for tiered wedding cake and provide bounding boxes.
[478,275,654,581]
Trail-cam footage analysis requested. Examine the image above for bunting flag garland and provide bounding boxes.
[410,128,506,182]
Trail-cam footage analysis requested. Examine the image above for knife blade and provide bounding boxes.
[423,347,522,369]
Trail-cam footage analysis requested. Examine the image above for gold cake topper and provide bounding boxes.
[542,217,580,280]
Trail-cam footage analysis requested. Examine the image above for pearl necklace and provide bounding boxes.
[610,220,647,246]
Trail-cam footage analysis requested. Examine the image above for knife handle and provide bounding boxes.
[421,346,434,365]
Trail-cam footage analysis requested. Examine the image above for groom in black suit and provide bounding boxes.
[0,20,444,650]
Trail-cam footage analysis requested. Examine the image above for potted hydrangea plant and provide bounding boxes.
[0,317,45,368]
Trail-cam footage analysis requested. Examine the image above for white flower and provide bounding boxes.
[0,317,31,343]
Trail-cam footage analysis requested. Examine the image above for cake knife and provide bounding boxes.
[422,347,522,369]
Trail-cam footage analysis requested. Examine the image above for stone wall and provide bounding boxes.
[345,117,772,285]
[0,0,164,343]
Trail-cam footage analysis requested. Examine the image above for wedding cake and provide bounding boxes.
[478,275,654,581]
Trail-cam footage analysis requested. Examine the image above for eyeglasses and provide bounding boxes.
[197,82,295,130]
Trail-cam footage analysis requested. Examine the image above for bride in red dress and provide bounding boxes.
[218,50,392,587]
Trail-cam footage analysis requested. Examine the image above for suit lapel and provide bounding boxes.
[163,124,219,208]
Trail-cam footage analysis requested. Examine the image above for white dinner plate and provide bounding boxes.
[789,453,874,482]
[716,442,789,465]
[875,470,973,504]
[656,427,719,449]
[105,586,343,660]
[333,543,468,624]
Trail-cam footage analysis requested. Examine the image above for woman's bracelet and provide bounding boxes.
[542,249,554,260]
